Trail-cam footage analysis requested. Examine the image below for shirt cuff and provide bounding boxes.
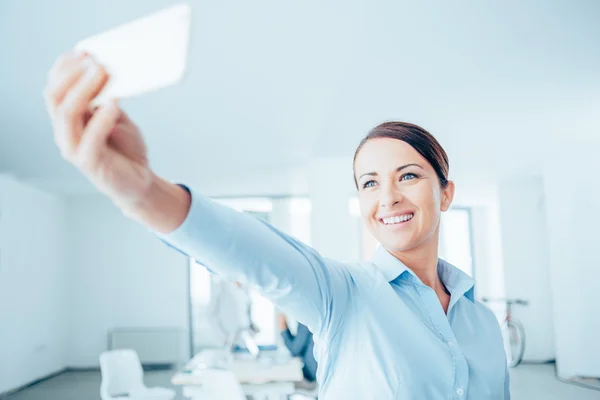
[153,183,199,258]
[152,184,219,276]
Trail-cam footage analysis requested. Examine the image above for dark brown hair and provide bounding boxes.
[353,121,449,189]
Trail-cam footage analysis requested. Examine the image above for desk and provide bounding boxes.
[172,351,304,400]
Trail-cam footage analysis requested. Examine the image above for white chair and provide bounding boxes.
[99,349,176,400]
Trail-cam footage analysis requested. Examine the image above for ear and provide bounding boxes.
[440,180,455,212]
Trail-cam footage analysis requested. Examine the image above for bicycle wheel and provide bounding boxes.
[503,320,526,367]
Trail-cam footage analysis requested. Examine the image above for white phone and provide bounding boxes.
[74,3,192,105]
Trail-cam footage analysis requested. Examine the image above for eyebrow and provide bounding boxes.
[357,163,424,182]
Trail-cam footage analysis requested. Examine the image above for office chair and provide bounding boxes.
[99,349,176,400]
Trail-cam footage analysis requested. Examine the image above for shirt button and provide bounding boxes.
[457,388,464,397]
[448,341,455,347]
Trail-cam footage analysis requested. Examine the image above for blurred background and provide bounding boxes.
[1,0,599,399]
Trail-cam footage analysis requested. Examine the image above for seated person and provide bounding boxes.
[278,314,318,391]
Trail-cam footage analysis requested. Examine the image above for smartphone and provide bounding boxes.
[74,3,192,105]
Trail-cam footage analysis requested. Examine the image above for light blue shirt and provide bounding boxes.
[158,188,509,399]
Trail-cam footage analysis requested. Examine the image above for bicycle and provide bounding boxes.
[481,297,529,368]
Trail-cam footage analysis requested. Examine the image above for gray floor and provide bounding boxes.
[4,363,600,399]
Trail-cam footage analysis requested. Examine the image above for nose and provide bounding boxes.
[380,182,404,208]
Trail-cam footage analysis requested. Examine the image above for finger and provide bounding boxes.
[55,61,110,154]
[47,52,78,81]
[48,51,87,76]
[116,109,136,126]
[109,112,145,160]
[44,57,90,118]
[75,99,121,169]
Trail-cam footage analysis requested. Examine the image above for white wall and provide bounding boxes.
[498,177,555,362]
[543,146,600,379]
[0,176,68,393]
[65,195,190,367]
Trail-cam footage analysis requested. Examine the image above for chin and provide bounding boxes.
[379,237,418,253]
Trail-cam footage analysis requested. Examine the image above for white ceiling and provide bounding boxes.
[1,0,599,196]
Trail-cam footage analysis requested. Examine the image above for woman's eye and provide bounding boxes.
[400,173,418,182]
[362,180,376,189]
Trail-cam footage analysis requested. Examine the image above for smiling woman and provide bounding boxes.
[352,122,455,279]
[162,121,508,399]
[43,51,509,399]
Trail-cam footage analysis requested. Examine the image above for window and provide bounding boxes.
[440,208,474,277]
[289,197,311,245]
[248,289,276,346]
[189,259,211,306]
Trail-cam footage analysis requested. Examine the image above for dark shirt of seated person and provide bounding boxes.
[279,314,317,384]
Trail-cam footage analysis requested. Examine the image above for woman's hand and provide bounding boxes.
[44,52,152,207]
[43,52,190,233]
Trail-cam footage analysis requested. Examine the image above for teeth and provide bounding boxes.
[382,213,413,225]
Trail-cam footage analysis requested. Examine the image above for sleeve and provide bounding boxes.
[281,329,306,357]
[156,186,355,336]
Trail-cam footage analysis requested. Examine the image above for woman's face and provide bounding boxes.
[354,138,455,253]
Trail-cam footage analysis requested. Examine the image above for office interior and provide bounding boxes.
[1,1,599,399]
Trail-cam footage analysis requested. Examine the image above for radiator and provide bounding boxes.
[108,328,184,365]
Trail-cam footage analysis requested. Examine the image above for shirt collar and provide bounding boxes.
[371,246,410,282]
[371,246,475,302]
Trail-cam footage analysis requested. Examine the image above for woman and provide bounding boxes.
[43,53,509,399]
